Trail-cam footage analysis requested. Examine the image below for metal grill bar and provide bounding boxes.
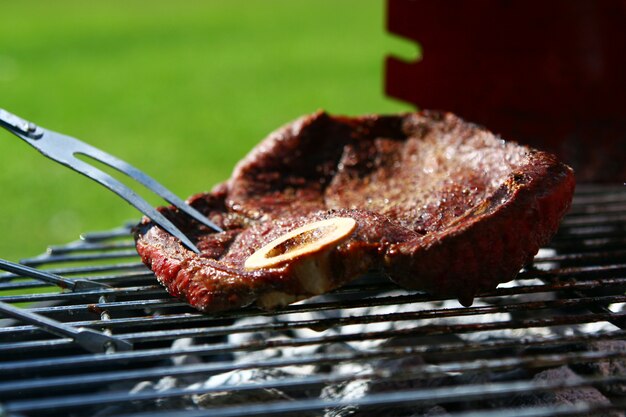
[1,314,623,363]
[0,262,150,282]
[21,250,141,267]
[0,259,108,291]
[7,376,625,417]
[2,285,625,342]
[2,342,625,397]
[84,403,626,417]
[1,269,624,312]
[3,357,626,414]
[1,329,622,375]
[47,240,136,255]
[0,287,623,354]
[0,285,163,303]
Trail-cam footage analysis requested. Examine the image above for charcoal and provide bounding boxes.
[93,377,194,416]
[320,377,449,417]
[194,386,293,408]
[190,367,319,413]
[321,353,448,417]
[189,369,291,408]
[571,340,626,396]
[421,406,449,416]
[509,366,624,417]
[321,378,369,417]
[93,338,210,416]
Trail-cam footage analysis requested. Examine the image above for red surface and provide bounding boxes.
[385,0,626,182]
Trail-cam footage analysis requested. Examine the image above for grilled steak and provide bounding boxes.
[134,111,575,312]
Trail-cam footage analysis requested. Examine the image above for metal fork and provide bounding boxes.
[0,300,133,353]
[0,258,133,353]
[0,108,223,253]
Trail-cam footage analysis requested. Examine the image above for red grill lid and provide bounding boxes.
[385,0,626,182]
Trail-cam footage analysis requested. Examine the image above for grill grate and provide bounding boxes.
[1,185,625,417]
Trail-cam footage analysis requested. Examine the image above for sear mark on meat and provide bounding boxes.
[134,111,575,313]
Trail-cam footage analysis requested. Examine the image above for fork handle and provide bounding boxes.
[0,108,44,139]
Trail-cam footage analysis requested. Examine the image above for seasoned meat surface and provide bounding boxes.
[135,111,575,312]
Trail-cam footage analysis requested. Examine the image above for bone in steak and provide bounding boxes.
[134,111,575,312]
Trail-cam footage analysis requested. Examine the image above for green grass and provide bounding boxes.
[0,0,412,262]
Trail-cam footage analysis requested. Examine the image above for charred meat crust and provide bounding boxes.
[385,150,575,306]
[134,111,575,312]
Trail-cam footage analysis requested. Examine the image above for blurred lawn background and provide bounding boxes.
[0,0,413,262]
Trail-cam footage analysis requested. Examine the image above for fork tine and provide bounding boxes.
[75,143,223,233]
[67,158,202,254]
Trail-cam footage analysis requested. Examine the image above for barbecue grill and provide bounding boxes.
[1,184,625,417]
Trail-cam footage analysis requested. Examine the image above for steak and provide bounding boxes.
[134,111,575,312]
